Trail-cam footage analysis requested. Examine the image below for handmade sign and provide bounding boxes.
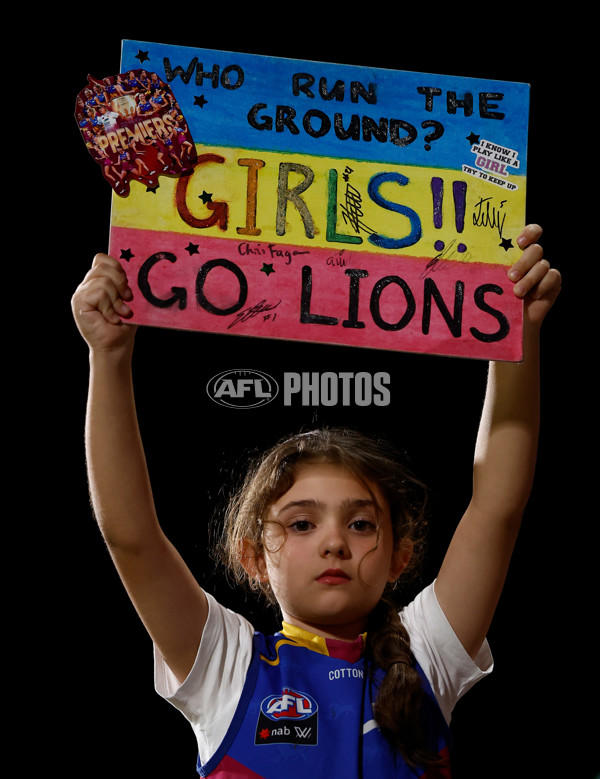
[101,40,530,360]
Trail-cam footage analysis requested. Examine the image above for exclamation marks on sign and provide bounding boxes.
[431,177,467,253]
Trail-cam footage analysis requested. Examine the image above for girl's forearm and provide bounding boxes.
[472,325,541,523]
[86,347,161,550]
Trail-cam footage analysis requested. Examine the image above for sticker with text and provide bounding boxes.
[462,138,520,190]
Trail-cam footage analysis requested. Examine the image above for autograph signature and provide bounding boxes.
[420,240,473,278]
[238,242,309,266]
[472,196,508,240]
[340,183,376,236]
[228,299,281,329]
[338,167,376,237]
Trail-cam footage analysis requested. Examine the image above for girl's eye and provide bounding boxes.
[289,519,312,533]
[349,518,376,532]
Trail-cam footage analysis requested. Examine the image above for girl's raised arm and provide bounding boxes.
[72,254,208,684]
[434,225,561,659]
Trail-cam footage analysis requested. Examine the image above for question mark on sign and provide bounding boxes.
[422,120,444,150]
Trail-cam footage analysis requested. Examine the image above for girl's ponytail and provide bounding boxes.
[366,597,443,769]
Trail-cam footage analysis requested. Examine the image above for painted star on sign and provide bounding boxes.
[194,95,208,108]
[261,263,275,276]
[500,237,514,251]
[120,249,134,261]
[185,243,200,255]
[136,50,150,64]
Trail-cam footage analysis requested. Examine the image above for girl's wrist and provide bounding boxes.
[89,341,134,371]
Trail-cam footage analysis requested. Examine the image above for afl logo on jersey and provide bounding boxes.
[206,369,279,409]
[255,688,319,746]
[261,688,317,721]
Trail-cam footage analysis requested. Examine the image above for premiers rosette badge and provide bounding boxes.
[75,69,197,196]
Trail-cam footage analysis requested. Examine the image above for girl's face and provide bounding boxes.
[256,462,410,640]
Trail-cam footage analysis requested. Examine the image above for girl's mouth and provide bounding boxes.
[316,569,351,585]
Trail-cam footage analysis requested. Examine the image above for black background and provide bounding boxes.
[40,12,595,778]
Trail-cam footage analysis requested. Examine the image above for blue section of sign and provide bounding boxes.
[121,40,529,172]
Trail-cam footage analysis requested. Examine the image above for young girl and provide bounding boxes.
[71,225,561,777]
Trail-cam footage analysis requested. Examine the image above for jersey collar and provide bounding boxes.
[280,621,366,663]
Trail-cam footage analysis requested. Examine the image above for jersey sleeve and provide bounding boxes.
[400,580,494,724]
[154,590,255,763]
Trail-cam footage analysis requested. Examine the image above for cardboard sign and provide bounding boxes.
[108,40,530,360]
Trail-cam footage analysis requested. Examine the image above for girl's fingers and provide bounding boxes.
[89,253,133,300]
[508,242,544,283]
[528,267,562,302]
[77,283,123,324]
[512,258,551,299]
[75,255,134,324]
[505,225,561,307]
[516,223,543,250]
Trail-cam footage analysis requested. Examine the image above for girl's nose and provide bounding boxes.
[320,527,350,558]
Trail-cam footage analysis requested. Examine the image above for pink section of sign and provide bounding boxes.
[110,227,523,361]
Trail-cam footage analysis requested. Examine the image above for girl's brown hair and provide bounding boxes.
[218,427,440,768]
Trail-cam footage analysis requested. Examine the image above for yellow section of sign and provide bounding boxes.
[111,143,526,265]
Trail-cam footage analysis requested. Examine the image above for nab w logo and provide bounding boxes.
[255,688,318,746]
[206,369,279,409]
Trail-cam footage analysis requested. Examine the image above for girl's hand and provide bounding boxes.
[508,225,562,329]
[71,253,138,353]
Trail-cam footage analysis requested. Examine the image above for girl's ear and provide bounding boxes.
[239,538,269,583]
[388,538,413,583]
